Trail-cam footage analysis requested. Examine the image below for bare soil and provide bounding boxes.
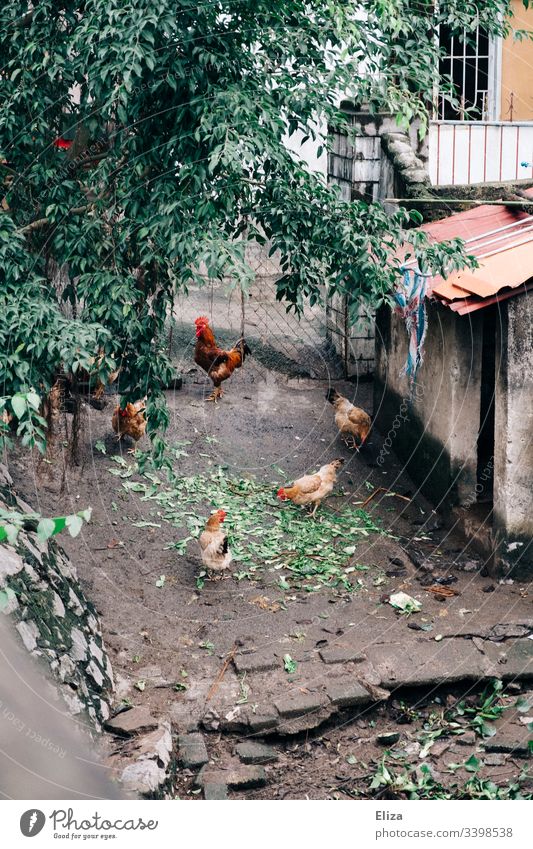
[6,290,532,800]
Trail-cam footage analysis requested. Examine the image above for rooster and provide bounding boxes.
[111,399,146,452]
[199,510,232,579]
[194,316,250,402]
[277,459,344,518]
[326,388,372,450]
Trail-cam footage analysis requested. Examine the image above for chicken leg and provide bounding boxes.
[310,500,321,518]
[207,386,223,403]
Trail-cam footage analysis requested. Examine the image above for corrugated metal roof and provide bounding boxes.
[406,189,533,313]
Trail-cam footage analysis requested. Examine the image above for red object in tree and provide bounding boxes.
[53,137,72,149]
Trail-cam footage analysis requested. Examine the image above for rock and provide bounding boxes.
[246,712,279,733]
[58,654,76,682]
[456,731,476,746]
[120,760,166,794]
[487,624,531,641]
[368,640,490,688]
[376,731,401,746]
[235,741,278,764]
[430,740,450,757]
[137,724,173,769]
[69,627,88,661]
[178,733,209,768]
[0,463,113,730]
[483,753,507,766]
[319,646,367,664]
[483,729,531,757]
[326,680,371,708]
[197,764,267,790]
[274,693,327,718]
[204,783,228,800]
[88,638,105,667]
[86,659,104,688]
[16,619,39,652]
[105,707,159,737]
[233,651,277,674]
[483,638,533,678]
[0,547,24,581]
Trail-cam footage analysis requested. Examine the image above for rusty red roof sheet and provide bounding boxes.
[408,188,533,312]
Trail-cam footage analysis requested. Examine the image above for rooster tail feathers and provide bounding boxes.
[232,338,251,360]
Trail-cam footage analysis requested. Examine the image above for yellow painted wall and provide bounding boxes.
[500,0,533,120]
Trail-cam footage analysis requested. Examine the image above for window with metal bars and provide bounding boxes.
[437,25,490,120]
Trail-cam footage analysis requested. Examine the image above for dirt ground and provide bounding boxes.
[6,286,532,800]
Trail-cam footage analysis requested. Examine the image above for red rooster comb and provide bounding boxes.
[276,487,287,500]
[194,316,209,325]
[216,509,227,521]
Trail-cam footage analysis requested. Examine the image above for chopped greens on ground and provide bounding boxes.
[108,456,384,592]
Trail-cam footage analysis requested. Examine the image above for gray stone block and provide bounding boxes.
[233,651,277,674]
[178,732,209,768]
[105,707,159,737]
[326,680,371,707]
[274,693,327,718]
[235,741,278,764]
[204,782,228,800]
[319,646,367,665]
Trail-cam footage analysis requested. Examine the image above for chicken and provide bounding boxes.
[326,388,372,450]
[199,509,232,579]
[111,399,146,452]
[277,459,344,517]
[194,316,251,402]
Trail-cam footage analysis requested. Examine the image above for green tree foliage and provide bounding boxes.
[0,1,526,452]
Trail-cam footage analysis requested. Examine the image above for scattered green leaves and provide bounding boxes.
[283,654,297,674]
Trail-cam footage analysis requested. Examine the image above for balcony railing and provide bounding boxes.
[429,121,533,186]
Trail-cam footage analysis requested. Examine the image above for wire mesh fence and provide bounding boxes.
[171,240,345,381]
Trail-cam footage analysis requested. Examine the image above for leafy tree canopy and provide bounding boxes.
[0,1,526,454]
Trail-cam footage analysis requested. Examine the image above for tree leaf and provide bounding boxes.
[66,514,83,537]
[37,518,56,541]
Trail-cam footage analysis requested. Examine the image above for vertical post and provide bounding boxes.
[343,295,349,378]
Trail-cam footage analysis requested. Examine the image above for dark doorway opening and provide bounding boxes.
[477,306,496,505]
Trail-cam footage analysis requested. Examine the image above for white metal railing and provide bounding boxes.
[429,121,533,186]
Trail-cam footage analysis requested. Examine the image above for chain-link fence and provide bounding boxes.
[171,240,345,381]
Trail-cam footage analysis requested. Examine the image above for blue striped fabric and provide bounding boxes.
[394,268,430,387]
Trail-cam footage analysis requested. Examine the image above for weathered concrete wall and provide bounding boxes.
[326,112,432,376]
[374,301,483,506]
[493,292,533,577]
[328,105,427,204]
[326,293,375,378]
[0,464,114,730]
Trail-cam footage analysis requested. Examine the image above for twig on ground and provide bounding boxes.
[206,643,237,702]
[360,487,411,510]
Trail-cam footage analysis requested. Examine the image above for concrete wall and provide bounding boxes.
[325,110,432,375]
[328,107,428,204]
[374,300,483,506]
[500,0,533,121]
[326,293,375,378]
[493,292,533,577]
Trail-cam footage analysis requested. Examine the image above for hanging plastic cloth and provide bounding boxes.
[394,267,431,386]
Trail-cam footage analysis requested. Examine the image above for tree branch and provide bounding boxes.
[17,190,108,235]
